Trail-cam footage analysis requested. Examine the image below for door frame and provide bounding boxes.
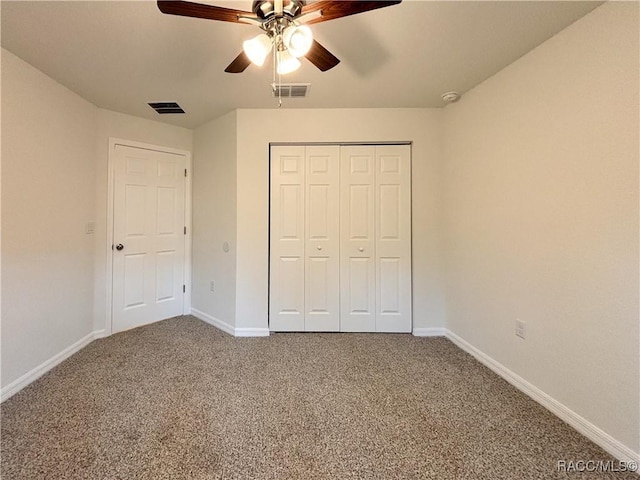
[105,138,192,335]
[267,141,413,332]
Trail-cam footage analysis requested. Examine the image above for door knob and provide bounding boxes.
[115,243,124,251]
[317,245,322,251]
[358,247,364,252]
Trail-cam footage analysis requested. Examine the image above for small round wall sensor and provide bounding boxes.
[223,241,230,253]
[441,91,461,104]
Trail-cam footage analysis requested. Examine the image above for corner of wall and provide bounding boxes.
[191,111,238,327]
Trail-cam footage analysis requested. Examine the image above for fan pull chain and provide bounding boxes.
[270,41,282,108]
[277,40,282,108]
[278,68,283,108]
[271,44,276,102]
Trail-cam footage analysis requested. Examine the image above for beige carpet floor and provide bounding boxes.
[1,316,636,479]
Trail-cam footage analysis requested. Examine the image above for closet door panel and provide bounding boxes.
[340,146,376,332]
[305,146,340,331]
[270,146,306,331]
[375,145,412,332]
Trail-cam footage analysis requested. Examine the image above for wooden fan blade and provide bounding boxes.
[301,1,401,25]
[157,1,253,23]
[225,51,252,73]
[305,40,340,72]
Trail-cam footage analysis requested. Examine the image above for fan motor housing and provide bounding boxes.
[253,0,305,19]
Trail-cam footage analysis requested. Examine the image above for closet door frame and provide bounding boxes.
[268,142,412,333]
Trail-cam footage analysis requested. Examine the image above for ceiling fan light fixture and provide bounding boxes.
[282,24,313,57]
[276,49,301,75]
[242,33,272,67]
[158,0,404,75]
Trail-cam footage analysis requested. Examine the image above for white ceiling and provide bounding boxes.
[1,0,602,129]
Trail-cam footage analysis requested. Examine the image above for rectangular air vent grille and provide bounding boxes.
[148,102,185,114]
[272,83,310,98]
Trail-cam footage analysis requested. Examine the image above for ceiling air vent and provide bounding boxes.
[272,83,310,98]
[148,102,185,114]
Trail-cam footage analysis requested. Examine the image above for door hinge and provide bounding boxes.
[184,226,187,235]
[184,169,187,177]
[183,285,186,293]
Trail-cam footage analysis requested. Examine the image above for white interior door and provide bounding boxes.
[305,146,340,331]
[375,145,412,332]
[340,146,377,332]
[269,146,306,331]
[112,144,186,333]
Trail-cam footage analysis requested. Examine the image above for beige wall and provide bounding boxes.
[92,109,193,333]
[442,2,639,454]
[191,111,237,325]
[1,49,98,387]
[1,49,193,387]
[235,108,445,331]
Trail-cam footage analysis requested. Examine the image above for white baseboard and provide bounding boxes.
[93,329,108,339]
[191,308,269,337]
[445,330,640,464]
[413,327,446,337]
[235,327,270,337]
[191,308,235,336]
[1,329,105,403]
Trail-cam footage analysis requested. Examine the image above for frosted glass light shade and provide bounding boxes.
[276,49,301,75]
[282,25,313,58]
[243,34,272,67]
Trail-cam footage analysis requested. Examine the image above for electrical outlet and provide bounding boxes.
[515,319,527,339]
[210,281,215,293]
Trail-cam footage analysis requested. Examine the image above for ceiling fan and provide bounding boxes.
[157,0,402,75]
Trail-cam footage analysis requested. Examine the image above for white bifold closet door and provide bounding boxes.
[270,144,411,333]
[270,145,340,331]
[340,145,412,332]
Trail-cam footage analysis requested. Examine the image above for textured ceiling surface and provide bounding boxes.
[1,0,601,128]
